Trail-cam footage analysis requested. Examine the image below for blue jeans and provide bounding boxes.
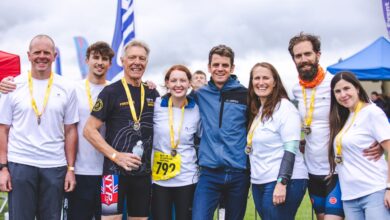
[252,179,308,220]
[192,167,250,220]
[343,189,390,219]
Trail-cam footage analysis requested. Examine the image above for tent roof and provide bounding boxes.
[327,37,390,80]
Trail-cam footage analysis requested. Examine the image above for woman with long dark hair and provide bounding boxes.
[328,71,390,219]
[247,62,308,220]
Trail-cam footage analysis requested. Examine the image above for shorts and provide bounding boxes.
[308,174,344,217]
[100,174,151,217]
[63,175,101,220]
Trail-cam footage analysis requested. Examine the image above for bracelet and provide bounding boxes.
[111,152,117,162]
[67,166,75,172]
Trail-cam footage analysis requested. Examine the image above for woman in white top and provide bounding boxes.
[328,71,390,219]
[151,64,200,220]
[247,62,308,220]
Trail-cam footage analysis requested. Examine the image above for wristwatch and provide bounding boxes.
[277,177,288,185]
[386,182,390,190]
[0,163,8,171]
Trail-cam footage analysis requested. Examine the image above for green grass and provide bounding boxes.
[214,190,313,220]
[0,191,314,220]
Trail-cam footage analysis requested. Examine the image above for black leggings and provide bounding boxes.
[151,183,196,220]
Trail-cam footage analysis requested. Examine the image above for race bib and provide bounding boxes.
[152,151,181,181]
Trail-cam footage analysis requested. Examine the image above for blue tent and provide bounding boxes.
[327,37,390,80]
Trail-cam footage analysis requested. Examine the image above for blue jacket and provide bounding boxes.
[195,75,248,170]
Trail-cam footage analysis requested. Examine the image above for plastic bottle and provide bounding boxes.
[132,140,144,158]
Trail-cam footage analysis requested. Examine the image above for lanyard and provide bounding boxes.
[28,71,54,125]
[85,80,108,111]
[246,111,263,153]
[301,86,316,127]
[168,97,186,150]
[335,101,363,158]
[121,78,145,126]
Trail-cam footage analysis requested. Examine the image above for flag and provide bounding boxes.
[107,0,136,81]
[383,0,390,38]
[55,47,62,75]
[73,36,89,79]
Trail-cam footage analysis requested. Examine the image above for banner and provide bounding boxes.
[383,0,390,38]
[73,36,89,78]
[0,50,20,81]
[107,0,136,81]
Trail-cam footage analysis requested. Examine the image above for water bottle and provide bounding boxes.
[132,140,144,158]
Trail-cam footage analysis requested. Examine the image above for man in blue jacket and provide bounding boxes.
[192,45,249,220]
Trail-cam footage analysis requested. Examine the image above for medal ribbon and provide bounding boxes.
[85,80,108,111]
[121,78,145,126]
[168,97,186,150]
[28,71,54,124]
[301,87,316,129]
[246,112,262,150]
[335,101,363,158]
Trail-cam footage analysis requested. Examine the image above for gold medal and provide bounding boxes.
[245,146,252,155]
[171,149,177,157]
[302,126,311,135]
[334,155,343,164]
[133,122,140,131]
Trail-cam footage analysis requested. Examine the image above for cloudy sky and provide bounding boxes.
[0,0,388,92]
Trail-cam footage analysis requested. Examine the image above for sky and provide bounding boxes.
[0,0,388,93]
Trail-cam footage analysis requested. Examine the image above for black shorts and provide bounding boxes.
[308,174,344,217]
[101,174,151,217]
[64,175,101,220]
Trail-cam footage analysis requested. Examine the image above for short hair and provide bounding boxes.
[208,45,234,65]
[371,91,379,96]
[86,41,115,61]
[29,34,55,52]
[288,32,321,57]
[122,40,150,57]
[192,70,206,78]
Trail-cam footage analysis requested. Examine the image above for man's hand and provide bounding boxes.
[114,152,142,171]
[0,76,16,94]
[0,169,12,192]
[64,170,76,192]
[363,141,384,161]
[273,182,286,206]
[145,80,157,90]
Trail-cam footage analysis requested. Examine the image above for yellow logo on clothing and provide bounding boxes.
[93,99,103,112]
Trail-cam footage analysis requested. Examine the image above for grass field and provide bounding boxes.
[0,191,314,220]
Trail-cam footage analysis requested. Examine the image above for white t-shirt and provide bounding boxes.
[0,74,79,168]
[292,73,333,175]
[74,79,107,175]
[152,97,200,187]
[250,98,308,184]
[335,104,390,200]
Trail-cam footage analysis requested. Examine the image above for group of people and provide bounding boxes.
[0,32,389,220]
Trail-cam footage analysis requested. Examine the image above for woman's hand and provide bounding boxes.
[273,182,287,206]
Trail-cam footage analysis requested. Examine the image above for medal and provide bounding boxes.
[245,146,252,155]
[302,126,311,135]
[334,155,343,164]
[37,116,41,125]
[133,122,140,131]
[171,149,177,157]
[168,97,186,159]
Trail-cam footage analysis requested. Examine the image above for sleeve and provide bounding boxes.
[369,106,390,143]
[0,94,13,125]
[278,100,301,142]
[90,87,112,122]
[64,87,79,125]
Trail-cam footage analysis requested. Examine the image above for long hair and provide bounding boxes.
[247,62,289,129]
[328,71,370,175]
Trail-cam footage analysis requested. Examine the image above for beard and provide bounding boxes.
[297,60,319,81]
